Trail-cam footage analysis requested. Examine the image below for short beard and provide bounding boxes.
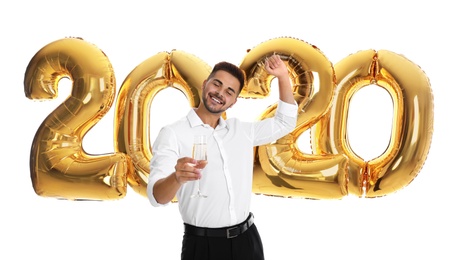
[202,95,227,115]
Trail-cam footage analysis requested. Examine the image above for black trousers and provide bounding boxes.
[181,223,265,260]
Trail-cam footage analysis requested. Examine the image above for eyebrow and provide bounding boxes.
[212,79,236,94]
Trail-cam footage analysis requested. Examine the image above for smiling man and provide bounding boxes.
[147,54,298,260]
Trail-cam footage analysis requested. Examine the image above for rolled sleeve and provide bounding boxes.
[147,127,179,207]
[276,100,298,117]
[147,175,169,207]
[276,100,298,131]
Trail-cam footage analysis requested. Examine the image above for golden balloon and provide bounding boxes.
[312,50,434,198]
[24,37,132,200]
[114,50,212,198]
[241,37,349,199]
[24,37,432,201]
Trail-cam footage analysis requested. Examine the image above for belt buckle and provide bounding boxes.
[226,226,239,239]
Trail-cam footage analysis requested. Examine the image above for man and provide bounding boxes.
[147,54,297,259]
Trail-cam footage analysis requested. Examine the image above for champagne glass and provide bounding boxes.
[191,135,208,198]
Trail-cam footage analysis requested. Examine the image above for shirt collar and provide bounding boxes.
[187,109,228,130]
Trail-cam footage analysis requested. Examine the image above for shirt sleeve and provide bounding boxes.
[252,99,298,146]
[277,99,298,117]
[147,126,179,207]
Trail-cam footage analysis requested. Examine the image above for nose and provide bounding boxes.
[215,88,224,99]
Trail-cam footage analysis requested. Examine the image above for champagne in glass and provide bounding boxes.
[191,135,207,198]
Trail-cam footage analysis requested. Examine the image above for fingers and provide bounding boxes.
[174,157,206,184]
[270,54,282,63]
[196,159,208,169]
[265,54,283,71]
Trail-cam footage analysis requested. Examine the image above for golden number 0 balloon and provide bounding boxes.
[311,50,434,198]
[24,37,132,200]
[114,50,212,198]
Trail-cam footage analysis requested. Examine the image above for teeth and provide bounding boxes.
[211,96,222,104]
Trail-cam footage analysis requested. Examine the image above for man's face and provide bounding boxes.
[202,70,240,114]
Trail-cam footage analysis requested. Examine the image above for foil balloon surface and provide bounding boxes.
[24,37,132,200]
[114,50,212,198]
[240,37,349,199]
[24,37,432,200]
[312,50,433,198]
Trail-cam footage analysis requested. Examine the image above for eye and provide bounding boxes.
[211,80,220,87]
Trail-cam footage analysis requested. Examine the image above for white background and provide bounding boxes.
[1,1,448,259]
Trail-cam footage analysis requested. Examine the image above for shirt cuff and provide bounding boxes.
[147,178,170,207]
[277,100,298,117]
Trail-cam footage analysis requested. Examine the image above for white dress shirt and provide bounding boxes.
[148,100,298,228]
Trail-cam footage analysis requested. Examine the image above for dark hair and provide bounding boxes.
[208,61,246,93]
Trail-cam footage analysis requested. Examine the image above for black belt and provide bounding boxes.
[184,213,254,239]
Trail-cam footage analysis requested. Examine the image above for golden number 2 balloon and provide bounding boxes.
[240,37,349,199]
[312,50,434,198]
[24,37,132,200]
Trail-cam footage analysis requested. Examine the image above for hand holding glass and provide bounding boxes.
[191,135,207,198]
